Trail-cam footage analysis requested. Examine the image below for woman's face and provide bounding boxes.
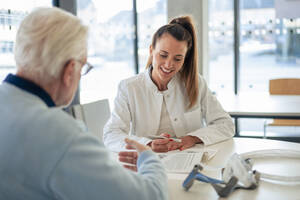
[150,33,188,88]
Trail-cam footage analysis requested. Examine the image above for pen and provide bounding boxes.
[147,135,169,140]
[147,135,181,142]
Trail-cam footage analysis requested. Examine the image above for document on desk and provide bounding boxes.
[158,151,204,173]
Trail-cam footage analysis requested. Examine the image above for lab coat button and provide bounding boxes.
[174,118,177,122]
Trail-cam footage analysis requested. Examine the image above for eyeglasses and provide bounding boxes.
[81,61,94,76]
[74,60,94,76]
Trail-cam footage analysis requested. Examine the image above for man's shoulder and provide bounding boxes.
[39,107,85,136]
[24,107,89,158]
[0,83,84,137]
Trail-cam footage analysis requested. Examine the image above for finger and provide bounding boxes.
[152,138,170,145]
[180,145,188,151]
[152,148,168,153]
[125,138,150,153]
[168,143,179,151]
[123,165,137,172]
[160,133,171,138]
[180,143,194,151]
[119,151,138,158]
[167,141,181,146]
[125,144,135,150]
[168,144,175,151]
[152,144,168,152]
[168,142,183,151]
[119,157,137,165]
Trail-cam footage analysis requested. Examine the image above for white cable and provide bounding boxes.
[240,149,300,182]
[241,149,300,159]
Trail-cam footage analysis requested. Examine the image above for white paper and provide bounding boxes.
[159,152,203,173]
[157,148,218,173]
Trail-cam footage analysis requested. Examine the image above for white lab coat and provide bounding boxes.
[103,68,235,152]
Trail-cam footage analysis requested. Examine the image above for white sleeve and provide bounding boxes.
[103,81,152,152]
[48,135,168,200]
[187,76,235,145]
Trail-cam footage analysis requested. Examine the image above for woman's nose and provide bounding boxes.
[164,58,172,68]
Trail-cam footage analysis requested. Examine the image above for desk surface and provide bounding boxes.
[217,93,300,118]
[168,138,300,200]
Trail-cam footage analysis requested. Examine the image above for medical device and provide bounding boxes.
[182,149,300,197]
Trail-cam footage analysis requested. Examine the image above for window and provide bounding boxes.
[239,0,300,136]
[208,1,234,93]
[0,1,52,81]
[137,0,167,73]
[77,0,167,106]
[208,0,300,137]
[77,0,135,105]
[239,0,300,92]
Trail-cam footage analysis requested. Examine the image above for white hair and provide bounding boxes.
[14,7,88,81]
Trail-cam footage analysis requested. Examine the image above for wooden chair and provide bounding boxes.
[263,78,300,138]
[72,99,111,141]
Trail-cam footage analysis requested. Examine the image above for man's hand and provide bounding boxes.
[118,138,150,171]
[124,138,150,153]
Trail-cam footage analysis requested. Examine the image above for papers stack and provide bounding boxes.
[158,149,217,173]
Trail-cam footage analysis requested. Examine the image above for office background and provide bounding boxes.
[0,0,299,140]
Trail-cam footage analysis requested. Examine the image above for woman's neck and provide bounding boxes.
[150,68,169,91]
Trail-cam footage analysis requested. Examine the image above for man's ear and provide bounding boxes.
[61,60,76,87]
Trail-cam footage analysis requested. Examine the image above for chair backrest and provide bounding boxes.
[269,78,300,95]
[72,99,111,140]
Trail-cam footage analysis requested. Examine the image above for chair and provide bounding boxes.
[263,78,300,138]
[72,99,111,141]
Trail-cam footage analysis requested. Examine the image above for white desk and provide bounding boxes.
[167,138,300,200]
[218,93,300,119]
[217,93,300,135]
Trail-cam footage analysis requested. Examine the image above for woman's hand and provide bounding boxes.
[166,140,183,151]
[159,133,182,151]
[149,138,170,152]
[148,133,182,152]
[180,136,202,151]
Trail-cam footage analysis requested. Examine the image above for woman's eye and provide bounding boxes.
[160,54,168,58]
[174,58,182,62]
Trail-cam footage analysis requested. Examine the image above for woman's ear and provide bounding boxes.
[149,45,153,55]
[61,60,76,87]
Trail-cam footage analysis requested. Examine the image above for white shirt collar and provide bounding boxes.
[145,66,179,94]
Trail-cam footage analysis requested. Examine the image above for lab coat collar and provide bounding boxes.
[145,66,179,94]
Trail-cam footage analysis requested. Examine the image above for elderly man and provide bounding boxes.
[0,7,167,200]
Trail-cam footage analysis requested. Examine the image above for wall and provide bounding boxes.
[167,0,209,80]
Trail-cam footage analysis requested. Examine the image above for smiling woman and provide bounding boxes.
[150,33,187,91]
[145,16,198,108]
[103,15,235,153]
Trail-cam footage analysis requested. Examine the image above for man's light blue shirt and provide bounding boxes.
[0,74,168,200]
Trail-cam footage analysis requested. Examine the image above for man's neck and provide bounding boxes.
[16,70,59,105]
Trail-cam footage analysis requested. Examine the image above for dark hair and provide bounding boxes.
[146,16,199,108]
